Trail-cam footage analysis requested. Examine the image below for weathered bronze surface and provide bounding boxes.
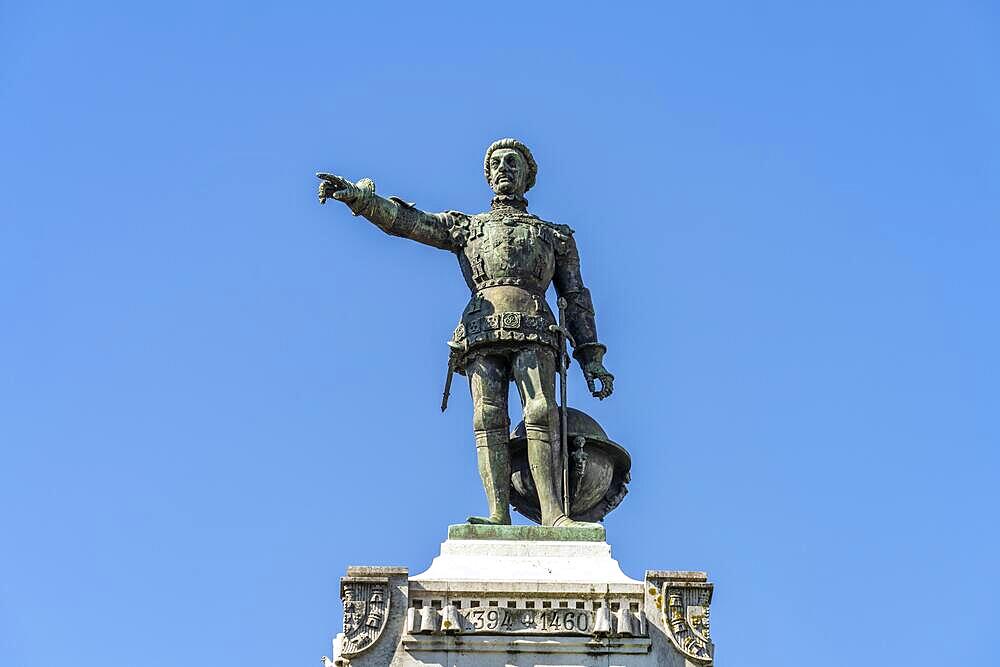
[446,522,607,542]
[317,139,615,528]
[509,408,630,524]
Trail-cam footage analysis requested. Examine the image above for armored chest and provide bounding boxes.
[459,212,558,292]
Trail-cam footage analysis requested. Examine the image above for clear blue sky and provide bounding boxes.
[2,2,998,666]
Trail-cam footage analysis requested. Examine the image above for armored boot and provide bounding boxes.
[551,514,601,528]
[467,428,512,525]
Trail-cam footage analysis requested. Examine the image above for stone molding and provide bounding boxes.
[403,634,653,655]
[324,537,716,666]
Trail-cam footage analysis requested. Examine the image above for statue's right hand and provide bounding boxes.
[316,172,361,205]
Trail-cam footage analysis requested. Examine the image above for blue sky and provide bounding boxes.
[2,2,998,666]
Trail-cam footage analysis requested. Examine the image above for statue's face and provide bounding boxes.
[488,147,528,196]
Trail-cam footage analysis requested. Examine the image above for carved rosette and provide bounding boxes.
[339,578,390,659]
[661,584,713,664]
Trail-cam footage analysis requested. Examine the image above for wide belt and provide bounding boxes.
[454,312,552,340]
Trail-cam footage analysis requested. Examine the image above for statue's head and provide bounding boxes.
[484,138,537,197]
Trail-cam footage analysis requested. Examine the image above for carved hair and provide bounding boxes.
[483,138,538,192]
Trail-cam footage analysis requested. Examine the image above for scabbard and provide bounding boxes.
[440,363,455,412]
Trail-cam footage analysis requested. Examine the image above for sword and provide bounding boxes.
[441,365,454,413]
[550,297,576,516]
[441,342,461,412]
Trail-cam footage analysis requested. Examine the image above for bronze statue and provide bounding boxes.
[317,139,614,528]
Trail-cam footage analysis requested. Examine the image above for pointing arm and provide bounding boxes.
[317,173,465,251]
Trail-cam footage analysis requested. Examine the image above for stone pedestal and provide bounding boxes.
[324,526,714,666]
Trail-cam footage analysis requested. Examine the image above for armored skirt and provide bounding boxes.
[449,283,561,373]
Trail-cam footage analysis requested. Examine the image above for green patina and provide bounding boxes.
[447,523,605,542]
[317,139,626,532]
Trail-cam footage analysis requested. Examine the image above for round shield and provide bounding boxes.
[508,407,631,524]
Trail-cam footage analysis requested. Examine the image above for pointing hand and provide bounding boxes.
[316,173,360,205]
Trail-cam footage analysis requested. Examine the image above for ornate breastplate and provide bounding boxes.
[460,209,558,293]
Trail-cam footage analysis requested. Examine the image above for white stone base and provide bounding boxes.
[325,529,714,667]
[412,537,640,586]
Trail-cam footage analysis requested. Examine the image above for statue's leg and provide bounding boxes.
[511,346,565,526]
[466,354,512,525]
[513,346,601,529]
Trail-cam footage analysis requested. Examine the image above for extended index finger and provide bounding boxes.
[315,172,345,184]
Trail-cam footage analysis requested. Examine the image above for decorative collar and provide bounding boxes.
[491,194,528,211]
